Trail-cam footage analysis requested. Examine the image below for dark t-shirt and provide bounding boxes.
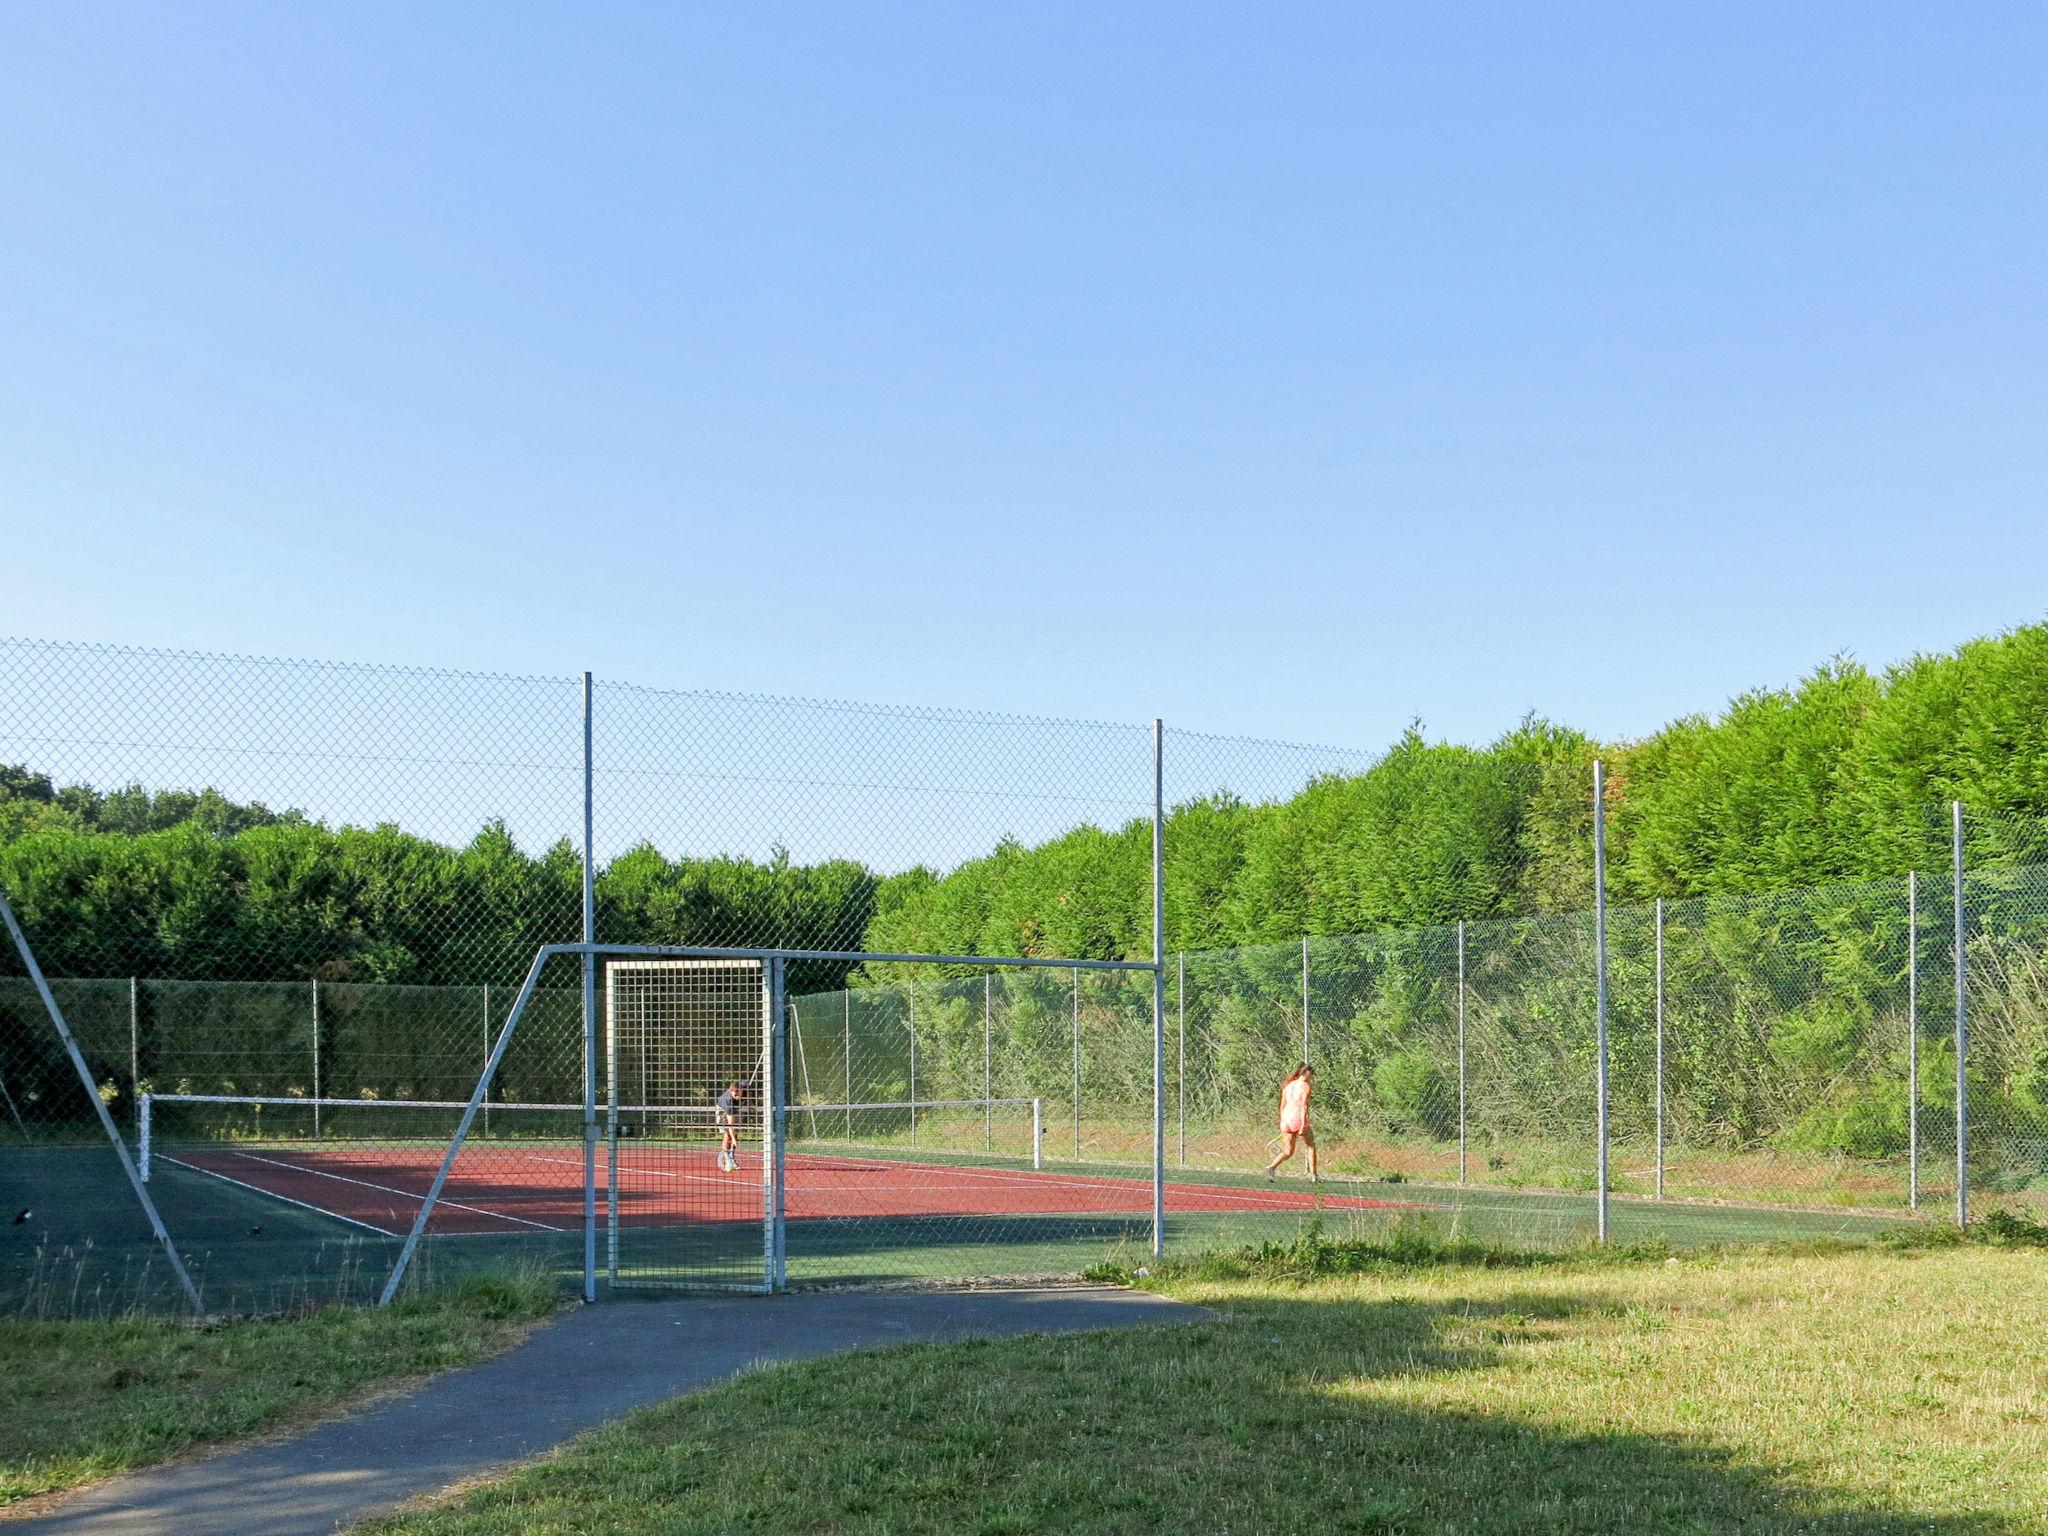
[715,1089,740,1118]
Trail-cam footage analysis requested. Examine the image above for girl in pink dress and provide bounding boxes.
[1263,1063,1317,1180]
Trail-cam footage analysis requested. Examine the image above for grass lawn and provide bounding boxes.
[358,1225,2048,1536]
[0,1272,559,1510]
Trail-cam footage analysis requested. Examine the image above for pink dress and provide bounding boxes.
[1279,1078,1310,1135]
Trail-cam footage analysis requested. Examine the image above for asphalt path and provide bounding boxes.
[10,1286,1197,1536]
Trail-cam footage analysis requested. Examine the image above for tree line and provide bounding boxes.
[3,621,2045,991]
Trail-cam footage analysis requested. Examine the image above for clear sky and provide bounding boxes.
[4,3,2043,756]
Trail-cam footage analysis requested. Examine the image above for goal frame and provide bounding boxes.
[602,956,771,1289]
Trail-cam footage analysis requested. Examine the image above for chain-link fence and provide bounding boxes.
[4,637,2047,1316]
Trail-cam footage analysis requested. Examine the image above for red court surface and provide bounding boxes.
[157,1143,1416,1238]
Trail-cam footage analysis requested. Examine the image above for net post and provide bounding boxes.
[1072,968,1081,1160]
[1593,758,1611,1245]
[843,988,852,1142]
[581,671,598,1304]
[983,973,992,1153]
[381,946,553,1306]
[0,883,202,1315]
[1151,718,1165,1261]
[1654,897,1665,1200]
[1457,919,1467,1186]
[1032,1096,1042,1170]
[1953,801,1967,1229]
[908,980,917,1148]
[139,1092,152,1182]
[481,983,491,1139]
[1907,869,1919,1211]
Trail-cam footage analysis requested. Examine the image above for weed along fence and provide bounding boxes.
[3,637,2047,1317]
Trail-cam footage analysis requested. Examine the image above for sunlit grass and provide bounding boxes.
[360,1225,2048,1536]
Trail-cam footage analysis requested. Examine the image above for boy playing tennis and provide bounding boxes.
[1263,1063,1317,1181]
[715,1081,745,1173]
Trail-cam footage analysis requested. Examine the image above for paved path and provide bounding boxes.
[13,1287,1197,1536]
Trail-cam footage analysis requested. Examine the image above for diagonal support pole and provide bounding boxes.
[380,945,550,1305]
[0,883,203,1315]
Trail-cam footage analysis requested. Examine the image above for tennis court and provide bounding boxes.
[146,1124,1423,1240]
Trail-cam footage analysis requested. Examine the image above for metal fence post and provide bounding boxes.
[983,972,993,1152]
[311,979,322,1140]
[843,989,852,1141]
[129,976,140,1134]
[1654,897,1664,1200]
[1300,935,1310,1065]
[908,979,917,1148]
[770,957,788,1291]
[1953,801,1967,1229]
[1072,967,1081,1159]
[1593,758,1611,1244]
[1176,951,1186,1167]
[481,983,491,1138]
[1456,920,1467,1185]
[1151,718,1165,1260]
[1907,869,1918,1211]
[581,671,598,1304]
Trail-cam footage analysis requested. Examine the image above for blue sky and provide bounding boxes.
[4,3,2044,756]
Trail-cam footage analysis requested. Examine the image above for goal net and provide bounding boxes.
[604,959,767,1142]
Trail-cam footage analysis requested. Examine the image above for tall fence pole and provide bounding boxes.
[311,979,322,1140]
[1151,718,1165,1260]
[983,973,993,1151]
[1456,920,1467,1185]
[1176,951,1186,1167]
[769,958,788,1291]
[908,980,917,1148]
[1907,869,1918,1211]
[128,976,140,1134]
[843,989,852,1142]
[1653,897,1664,1200]
[581,670,598,1304]
[481,983,491,1138]
[1300,935,1310,1065]
[1593,758,1611,1244]
[1953,801,1967,1229]
[1071,968,1081,1160]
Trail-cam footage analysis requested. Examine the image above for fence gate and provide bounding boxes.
[603,958,777,1291]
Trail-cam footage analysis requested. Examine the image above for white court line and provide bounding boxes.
[212,1148,570,1234]
[159,1155,403,1238]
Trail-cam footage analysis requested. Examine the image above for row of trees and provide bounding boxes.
[3,622,2045,989]
[866,622,2048,969]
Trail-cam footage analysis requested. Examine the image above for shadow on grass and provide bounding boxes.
[353,1274,2029,1536]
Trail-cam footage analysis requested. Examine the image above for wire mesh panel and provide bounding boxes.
[1609,883,1921,1247]
[781,964,1155,1284]
[1961,855,2048,1221]
[604,959,768,1290]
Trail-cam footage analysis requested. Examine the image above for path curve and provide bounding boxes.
[11,1287,1198,1536]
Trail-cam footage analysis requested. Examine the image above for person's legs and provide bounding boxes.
[1264,1131,1297,1175]
[1303,1127,1318,1181]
